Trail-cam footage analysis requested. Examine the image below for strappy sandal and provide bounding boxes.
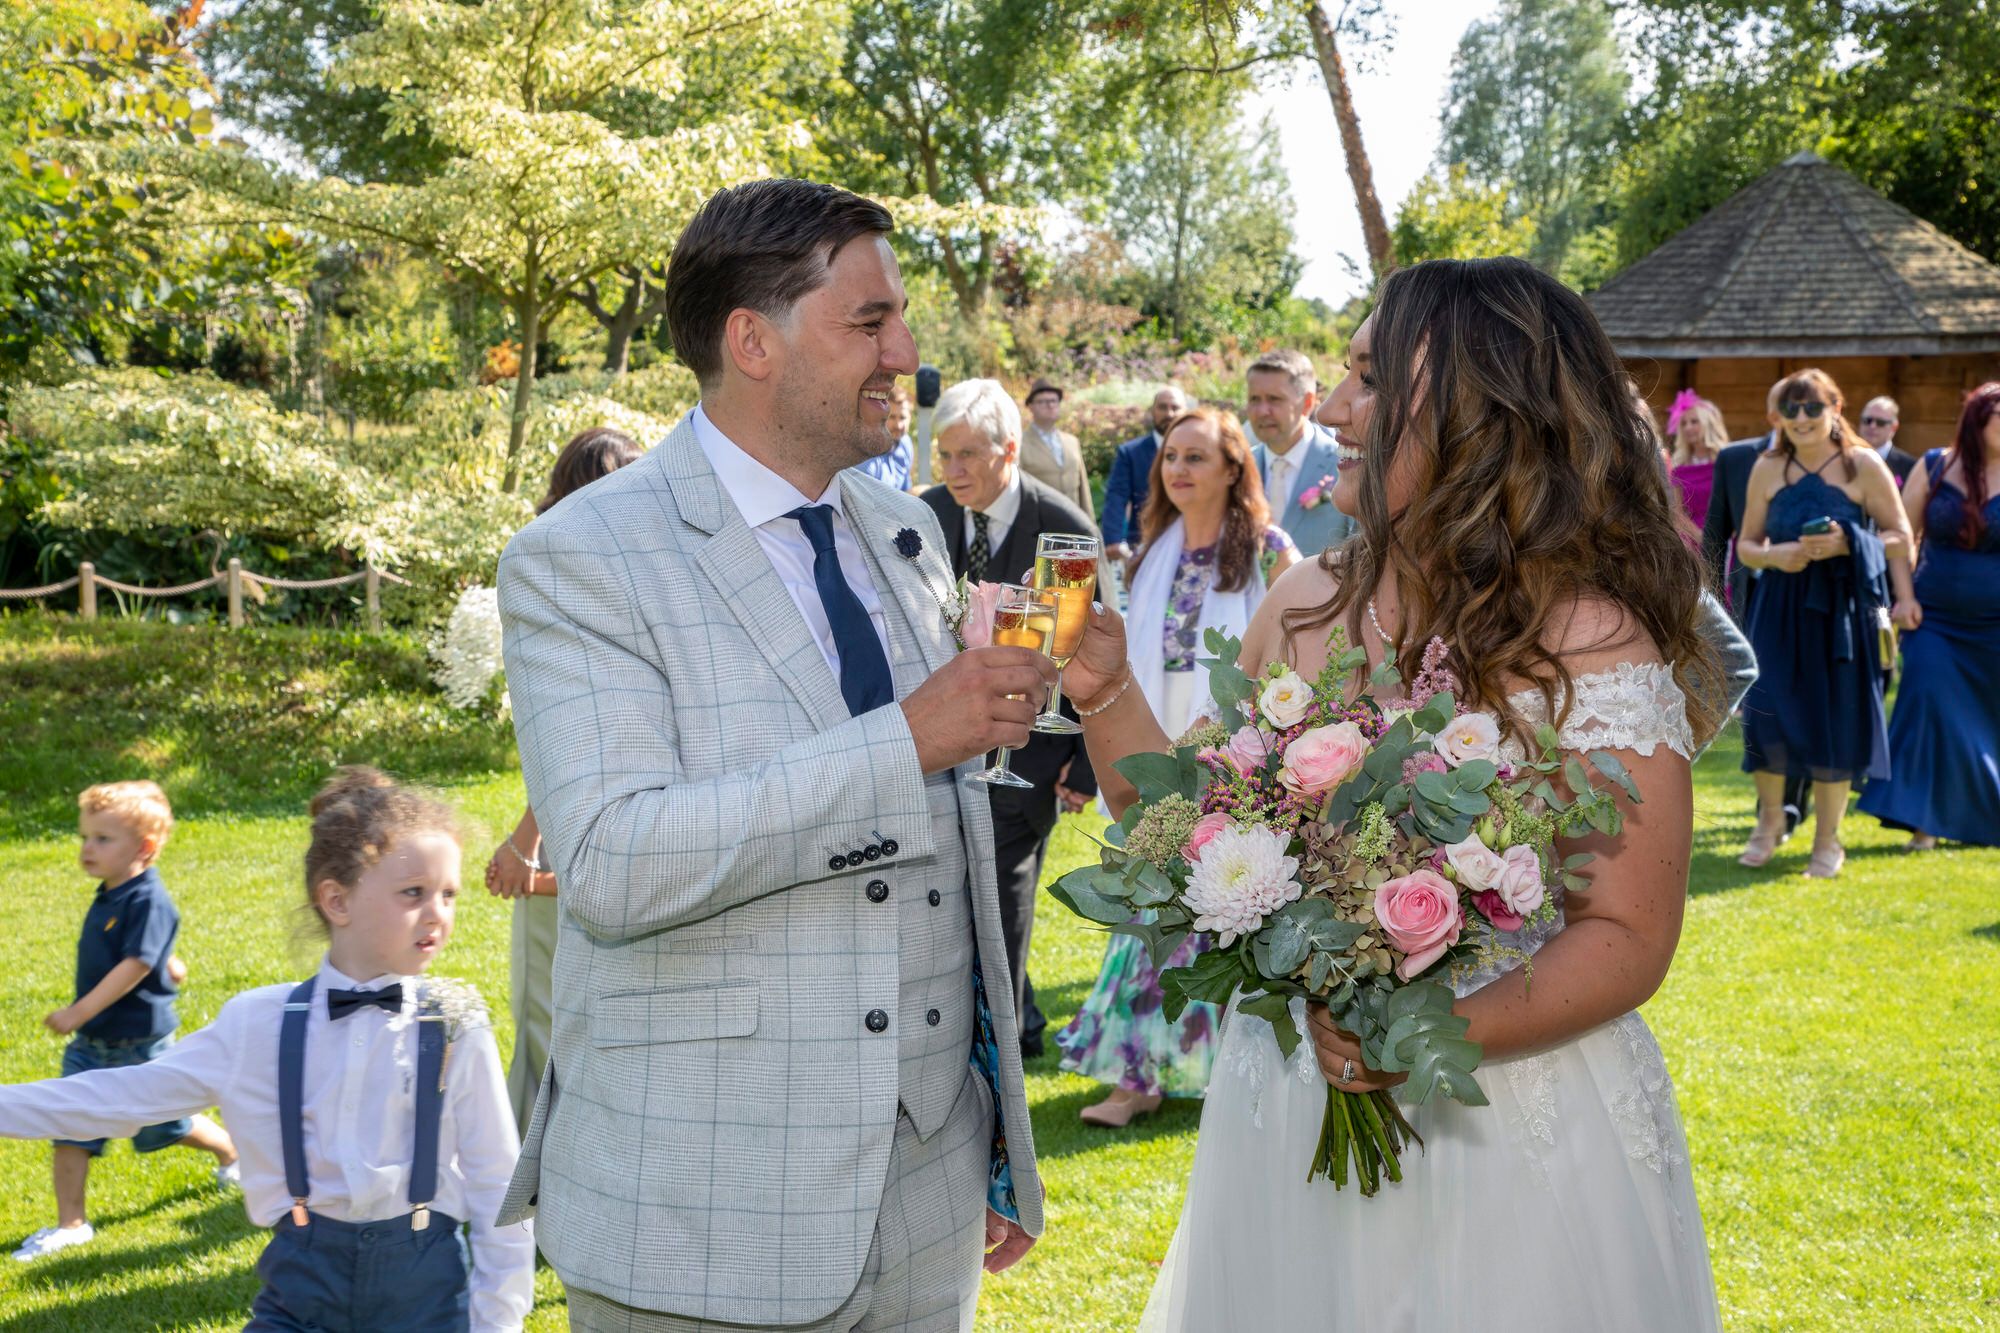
[1738,826,1782,868]
[1803,844,1846,879]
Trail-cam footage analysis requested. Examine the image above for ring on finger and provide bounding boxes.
[1338,1058,1356,1085]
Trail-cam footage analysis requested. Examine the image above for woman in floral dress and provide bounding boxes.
[1056,406,1295,1127]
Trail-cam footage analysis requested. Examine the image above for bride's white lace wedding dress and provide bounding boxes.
[1142,665,1722,1332]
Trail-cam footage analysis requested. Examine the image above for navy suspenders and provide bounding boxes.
[277,977,446,1231]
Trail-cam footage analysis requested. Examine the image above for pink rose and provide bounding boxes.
[1278,721,1369,798]
[1494,844,1546,916]
[1443,833,1505,892]
[1298,485,1322,509]
[1435,711,1501,767]
[1472,889,1524,932]
[1373,869,1464,980]
[1224,725,1275,775]
[959,581,1005,649]
[1183,812,1233,862]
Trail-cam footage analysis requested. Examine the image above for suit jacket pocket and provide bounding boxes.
[589,981,760,1048]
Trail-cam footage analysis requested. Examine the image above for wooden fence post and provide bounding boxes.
[78,562,96,621]
[227,558,244,628]
[364,567,381,634]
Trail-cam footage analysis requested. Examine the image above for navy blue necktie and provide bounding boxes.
[786,505,894,716]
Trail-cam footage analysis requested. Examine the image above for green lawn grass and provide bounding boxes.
[1,617,1996,1330]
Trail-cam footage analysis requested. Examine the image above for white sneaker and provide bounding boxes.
[215,1161,242,1189]
[11,1223,95,1261]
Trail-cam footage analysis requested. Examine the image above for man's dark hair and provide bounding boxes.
[665,179,895,386]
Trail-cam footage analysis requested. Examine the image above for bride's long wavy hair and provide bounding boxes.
[1284,257,1723,746]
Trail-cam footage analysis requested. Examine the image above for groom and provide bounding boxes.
[495,179,1048,1331]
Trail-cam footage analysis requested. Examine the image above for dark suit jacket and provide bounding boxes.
[1702,434,1771,622]
[1880,443,1919,487]
[1099,432,1158,549]
[922,473,1102,824]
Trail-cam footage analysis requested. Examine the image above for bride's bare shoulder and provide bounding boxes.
[1547,594,1666,675]
[1243,555,1341,669]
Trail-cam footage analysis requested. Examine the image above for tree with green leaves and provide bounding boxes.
[1613,0,2000,266]
[1,0,226,370]
[1437,0,1628,277]
[825,0,1143,319]
[187,0,842,490]
[1390,163,1539,268]
[1104,87,1302,343]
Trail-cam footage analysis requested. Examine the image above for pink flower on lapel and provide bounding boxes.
[1298,475,1336,509]
[960,581,1005,649]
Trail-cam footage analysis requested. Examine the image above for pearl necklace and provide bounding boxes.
[1366,597,1398,649]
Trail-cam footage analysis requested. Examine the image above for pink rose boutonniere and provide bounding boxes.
[1297,474,1337,509]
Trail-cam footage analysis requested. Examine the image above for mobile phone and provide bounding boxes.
[1801,517,1835,536]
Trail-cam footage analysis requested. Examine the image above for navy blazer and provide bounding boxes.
[1099,432,1157,547]
[1702,434,1771,621]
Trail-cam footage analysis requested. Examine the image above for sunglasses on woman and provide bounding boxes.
[1778,400,1828,420]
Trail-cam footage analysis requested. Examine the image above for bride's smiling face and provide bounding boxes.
[1316,314,1421,519]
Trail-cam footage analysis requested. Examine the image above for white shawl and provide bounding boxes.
[1125,517,1267,737]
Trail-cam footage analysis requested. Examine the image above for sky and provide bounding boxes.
[1249,0,1502,307]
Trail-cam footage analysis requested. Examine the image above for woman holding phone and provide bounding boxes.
[1734,369,1916,877]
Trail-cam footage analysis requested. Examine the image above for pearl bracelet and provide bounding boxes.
[1075,667,1134,718]
[505,837,542,872]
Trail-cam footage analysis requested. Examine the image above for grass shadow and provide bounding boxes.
[12,1193,255,1289]
[0,1265,262,1333]
[1970,922,2000,944]
[0,618,517,840]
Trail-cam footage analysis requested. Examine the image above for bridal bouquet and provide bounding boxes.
[1050,630,1641,1194]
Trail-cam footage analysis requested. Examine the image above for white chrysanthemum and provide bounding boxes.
[1182,823,1303,945]
[431,584,506,713]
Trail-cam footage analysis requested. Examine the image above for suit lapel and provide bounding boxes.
[1281,436,1337,530]
[662,415,851,725]
[841,477,960,675]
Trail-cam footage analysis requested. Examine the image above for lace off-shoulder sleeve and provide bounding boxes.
[1532,662,1696,760]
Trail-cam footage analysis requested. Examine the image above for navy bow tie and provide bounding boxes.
[326,984,403,1021]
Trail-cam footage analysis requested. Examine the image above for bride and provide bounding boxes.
[1059,258,1728,1331]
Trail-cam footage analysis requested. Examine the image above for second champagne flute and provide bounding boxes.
[1031,532,1099,735]
[967,584,1059,790]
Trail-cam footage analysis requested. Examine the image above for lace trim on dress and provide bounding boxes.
[1505,662,1695,761]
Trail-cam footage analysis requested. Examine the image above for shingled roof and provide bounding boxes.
[1589,152,2000,357]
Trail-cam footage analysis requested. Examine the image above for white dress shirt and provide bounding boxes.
[963,468,1025,566]
[0,959,533,1332]
[692,404,892,681]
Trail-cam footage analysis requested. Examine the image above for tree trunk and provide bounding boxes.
[1303,1,1395,277]
[602,282,641,376]
[502,281,540,494]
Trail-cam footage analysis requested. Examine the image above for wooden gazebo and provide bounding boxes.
[1591,152,2000,451]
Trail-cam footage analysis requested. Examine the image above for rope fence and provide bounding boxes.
[0,560,408,631]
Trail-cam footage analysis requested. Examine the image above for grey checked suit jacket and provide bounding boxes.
[493,413,1043,1324]
[1255,425,1356,557]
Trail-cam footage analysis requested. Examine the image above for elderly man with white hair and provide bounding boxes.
[921,377,1108,1059]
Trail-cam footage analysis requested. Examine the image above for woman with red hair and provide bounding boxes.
[1858,382,2000,848]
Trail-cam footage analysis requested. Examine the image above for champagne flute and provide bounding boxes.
[968,584,1058,790]
[1030,532,1099,735]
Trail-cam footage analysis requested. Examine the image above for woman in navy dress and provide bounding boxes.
[1859,382,2000,848]
[1735,369,1917,878]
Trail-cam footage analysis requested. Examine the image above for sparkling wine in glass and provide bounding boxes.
[1030,533,1099,735]
[968,585,1057,790]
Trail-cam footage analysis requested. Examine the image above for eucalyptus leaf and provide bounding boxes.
[1563,755,1593,799]
[1117,751,1189,803]
[1588,749,1643,803]
[1161,948,1249,1021]
[1237,990,1301,1058]
[1452,758,1498,789]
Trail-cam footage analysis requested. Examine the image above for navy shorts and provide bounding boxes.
[247,1210,470,1332]
[55,1034,193,1156]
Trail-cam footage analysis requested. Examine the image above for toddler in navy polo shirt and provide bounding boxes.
[9,781,241,1263]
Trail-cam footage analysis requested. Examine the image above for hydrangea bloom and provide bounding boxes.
[1183,823,1302,945]
[432,584,506,712]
